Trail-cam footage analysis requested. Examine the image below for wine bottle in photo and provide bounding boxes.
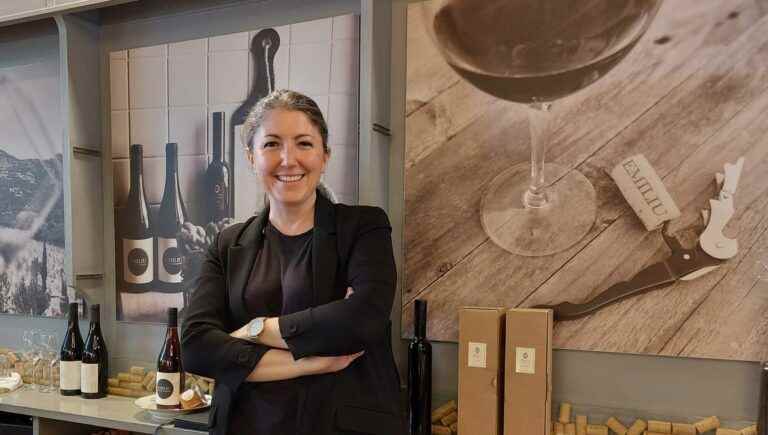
[81,304,108,399]
[60,302,84,396]
[408,299,432,435]
[157,143,187,290]
[206,112,231,222]
[156,307,184,409]
[121,144,154,291]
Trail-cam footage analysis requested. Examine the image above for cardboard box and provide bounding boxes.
[504,308,553,435]
[458,307,506,435]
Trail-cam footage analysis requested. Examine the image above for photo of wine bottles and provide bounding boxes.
[0,56,83,318]
[111,15,361,322]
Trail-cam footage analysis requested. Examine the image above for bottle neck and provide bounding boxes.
[414,301,427,339]
[212,114,224,163]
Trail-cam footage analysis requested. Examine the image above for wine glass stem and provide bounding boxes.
[525,102,554,209]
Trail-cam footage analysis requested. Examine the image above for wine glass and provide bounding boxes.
[420,0,663,256]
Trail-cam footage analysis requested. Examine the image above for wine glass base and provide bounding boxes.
[481,162,596,256]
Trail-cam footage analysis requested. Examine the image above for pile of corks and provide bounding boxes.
[431,400,458,435]
[553,403,756,435]
[106,366,214,399]
[0,348,58,386]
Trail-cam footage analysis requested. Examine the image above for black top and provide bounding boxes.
[232,223,314,434]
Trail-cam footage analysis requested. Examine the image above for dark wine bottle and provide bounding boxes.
[157,143,187,290]
[60,302,84,396]
[156,308,184,409]
[121,144,153,290]
[81,304,108,399]
[205,112,231,222]
[230,29,280,211]
[759,361,768,435]
[408,299,432,435]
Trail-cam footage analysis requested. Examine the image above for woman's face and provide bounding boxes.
[248,108,329,208]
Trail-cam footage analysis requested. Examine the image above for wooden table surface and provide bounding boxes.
[403,0,768,361]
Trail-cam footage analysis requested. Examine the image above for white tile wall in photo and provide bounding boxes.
[129,56,167,109]
[290,17,332,44]
[328,93,358,146]
[324,144,357,200]
[169,54,207,107]
[169,106,207,156]
[109,57,128,111]
[332,15,359,40]
[330,39,359,94]
[209,50,249,104]
[129,108,168,158]
[209,31,249,51]
[111,110,130,158]
[289,43,332,96]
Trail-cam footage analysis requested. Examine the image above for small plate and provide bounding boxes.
[134,394,211,420]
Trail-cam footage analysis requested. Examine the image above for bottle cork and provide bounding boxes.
[587,425,609,435]
[648,421,672,434]
[716,429,742,435]
[560,403,573,423]
[432,425,452,435]
[607,417,628,435]
[129,366,147,376]
[694,416,720,433]
[450,422,458,434]
[431,401,457,423]
[628,419,647,435]
[646,432,670,435]
[119,381,144,391]
[741,425,757,435]
[671,423,696,435]
[566,423,576,435]
[556,422,566,435]
[441,411,458,426]
[610,154,681,231]
[577,416,588,435]
[107,378,120,388]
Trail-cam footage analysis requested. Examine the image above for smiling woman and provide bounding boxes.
[181,90,405,435]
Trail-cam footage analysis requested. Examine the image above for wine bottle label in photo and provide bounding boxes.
[123,238,153,284]
[156,372,181,406]
[60,360,81,391]
[158,237,183,283]
[81,363,99,393]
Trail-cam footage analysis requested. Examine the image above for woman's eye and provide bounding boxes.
[299,141,314,148]
[263,141,279,148]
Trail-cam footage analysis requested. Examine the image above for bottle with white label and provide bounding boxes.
[121,144,154,291]
[157,143,187,292]
[156,308,184,409]
[81,304,108,399]
[408,299,432,435]
[60,302,83,396]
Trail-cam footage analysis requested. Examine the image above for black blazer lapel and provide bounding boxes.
[312,194,338,305]
[227,211,268,326]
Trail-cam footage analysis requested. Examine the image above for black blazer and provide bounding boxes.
[181,194,405,435]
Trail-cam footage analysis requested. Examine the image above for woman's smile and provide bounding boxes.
[275,174,305,183]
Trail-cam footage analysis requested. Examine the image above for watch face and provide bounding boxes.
[250,318,264,338]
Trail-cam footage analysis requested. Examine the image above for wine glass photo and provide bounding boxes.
[420,0,663,256]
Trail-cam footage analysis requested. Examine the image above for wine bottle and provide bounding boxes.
[59,302,84,396]
[231,29,280,213]
[81,304,108,399]
[156,308,184,409]
[205,112,231,222]
[121,144,153,290]
[157,143,187,291]
[408,299,432,435]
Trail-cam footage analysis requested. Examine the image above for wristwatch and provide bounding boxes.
[248,317,267,341]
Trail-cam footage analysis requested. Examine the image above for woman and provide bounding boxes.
[181,90,405,435]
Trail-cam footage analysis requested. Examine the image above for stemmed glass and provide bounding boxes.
[420,0,663,256]
[22,330,40,390]
[36,333,58,393]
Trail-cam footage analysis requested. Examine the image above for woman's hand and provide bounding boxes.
[301,350,365,375]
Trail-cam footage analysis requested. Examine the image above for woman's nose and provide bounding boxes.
[280,143,297,165]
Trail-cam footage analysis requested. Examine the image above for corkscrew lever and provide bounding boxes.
[533,157,744,321]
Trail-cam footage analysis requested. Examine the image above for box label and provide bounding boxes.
[467,341,487,368]
[515,347,536,374]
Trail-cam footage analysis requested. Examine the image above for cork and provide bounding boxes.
[117,373,143,383]
[577,416,588,435]
[610,154,681,231]
[741,425,757,435]
[646,432,670,435]
[142,370,155,386]
[694,417,720,433]
[716,429,742,435]
[432,401,457,423]
[432,425,452,435]
[107,387,147,398]
[119,381,144,391]
[450,422,458,434]
[107,378,120,388]
[441,411,458,426]
[556,423,566,435]
[628,420,647,435]
[587,425,609,435]
[560,403,573,424]
[566,423,576,435]
[607,417,628,435]
[129,366,147,376]
[648,421,672,434]
[671,423,696,435]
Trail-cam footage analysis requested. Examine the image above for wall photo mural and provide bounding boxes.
[110,14,361,322]
[404,0,768,361]
[0,59,78,317]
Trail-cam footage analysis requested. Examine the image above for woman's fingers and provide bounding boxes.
[344,286,355,299]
